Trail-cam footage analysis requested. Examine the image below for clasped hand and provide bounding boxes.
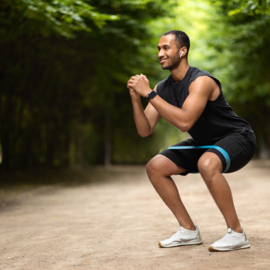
[127,74,152,97]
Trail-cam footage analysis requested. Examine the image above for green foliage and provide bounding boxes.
[149,0,270,153]
[228,0,270,16]
[2,0,119,38]
[0,0,175,169]
[208,0,270,151]
[2,0,269,170]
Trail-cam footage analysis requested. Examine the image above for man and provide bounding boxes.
[127,30,256,252]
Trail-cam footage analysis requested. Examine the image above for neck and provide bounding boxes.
[171,60,190,83]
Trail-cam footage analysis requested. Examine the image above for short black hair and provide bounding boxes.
[163,30,190,54]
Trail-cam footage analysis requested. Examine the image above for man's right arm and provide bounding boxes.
[130,85,160,137]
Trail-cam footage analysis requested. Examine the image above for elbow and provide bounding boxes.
[140,133,150,137]
[138,130,152,137]
[179,127,189,133]
[178,122,192,133]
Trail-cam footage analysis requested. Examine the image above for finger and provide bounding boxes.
[127,79,135,84]
[127,82,134,88]
[140,73,147,79]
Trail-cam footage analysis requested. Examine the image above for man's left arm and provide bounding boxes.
[127,75,215,132]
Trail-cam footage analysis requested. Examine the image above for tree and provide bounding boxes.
[208,0,270,155]
[0,0,174,169]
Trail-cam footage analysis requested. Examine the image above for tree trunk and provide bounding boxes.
[104,101,111,167]
[0,132,10,169]
[76,122,84,167]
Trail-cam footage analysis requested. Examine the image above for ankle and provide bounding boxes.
[230,226,242,233]
[180,224,196,231]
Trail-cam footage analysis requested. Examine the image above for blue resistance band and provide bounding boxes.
[168,145,231,173]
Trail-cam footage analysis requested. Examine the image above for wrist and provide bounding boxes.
[131,95,141,103]
[143,88,152,97]
[145,90,157,101]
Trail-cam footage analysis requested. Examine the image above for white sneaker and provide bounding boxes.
[159,226,203,248]
[209,228,250,251]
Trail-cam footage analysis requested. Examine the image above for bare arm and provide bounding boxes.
[129,85,160,137]
[128,75,219,132]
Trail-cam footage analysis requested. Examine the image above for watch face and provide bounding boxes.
[146,91,156,101]
[149,91,156,99]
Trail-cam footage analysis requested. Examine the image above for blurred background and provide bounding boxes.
[1,0,270,171]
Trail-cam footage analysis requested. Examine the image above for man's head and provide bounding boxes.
[157,30,190,70]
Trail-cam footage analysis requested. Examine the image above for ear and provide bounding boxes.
[179,47,188,58]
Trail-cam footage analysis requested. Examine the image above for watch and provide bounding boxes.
[145,90,157,101]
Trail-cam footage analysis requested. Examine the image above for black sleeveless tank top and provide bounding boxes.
[156,66,253,144]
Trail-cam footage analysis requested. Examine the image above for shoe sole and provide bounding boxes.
[209,241,250,252]
[159,239,204,248]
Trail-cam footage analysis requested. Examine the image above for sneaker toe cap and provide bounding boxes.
[159,239,173,247]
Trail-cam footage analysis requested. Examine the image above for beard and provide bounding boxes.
[161,53,181,71]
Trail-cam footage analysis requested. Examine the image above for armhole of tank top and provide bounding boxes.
[188,74,223,103]
[207,75,223,103]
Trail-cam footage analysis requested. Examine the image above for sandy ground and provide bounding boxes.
[0,160,270,270]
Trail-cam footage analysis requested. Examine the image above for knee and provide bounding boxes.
[198,155,222,181]
[146,155,169,181]
[146,158,159,180]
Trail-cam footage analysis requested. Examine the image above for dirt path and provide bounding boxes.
[1,161,270,270]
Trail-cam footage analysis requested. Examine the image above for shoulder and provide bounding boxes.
[190,76,217,91]
[190,66,211,78]
[189,67,222,92]
[189,73,221,101]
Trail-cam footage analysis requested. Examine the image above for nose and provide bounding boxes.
[158,49,164,59]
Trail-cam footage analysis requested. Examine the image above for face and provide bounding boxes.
[157,34,181,71]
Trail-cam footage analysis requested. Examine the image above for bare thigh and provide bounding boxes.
[146,154,186,177]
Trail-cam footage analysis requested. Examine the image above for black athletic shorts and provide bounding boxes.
[159,128,256,176]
